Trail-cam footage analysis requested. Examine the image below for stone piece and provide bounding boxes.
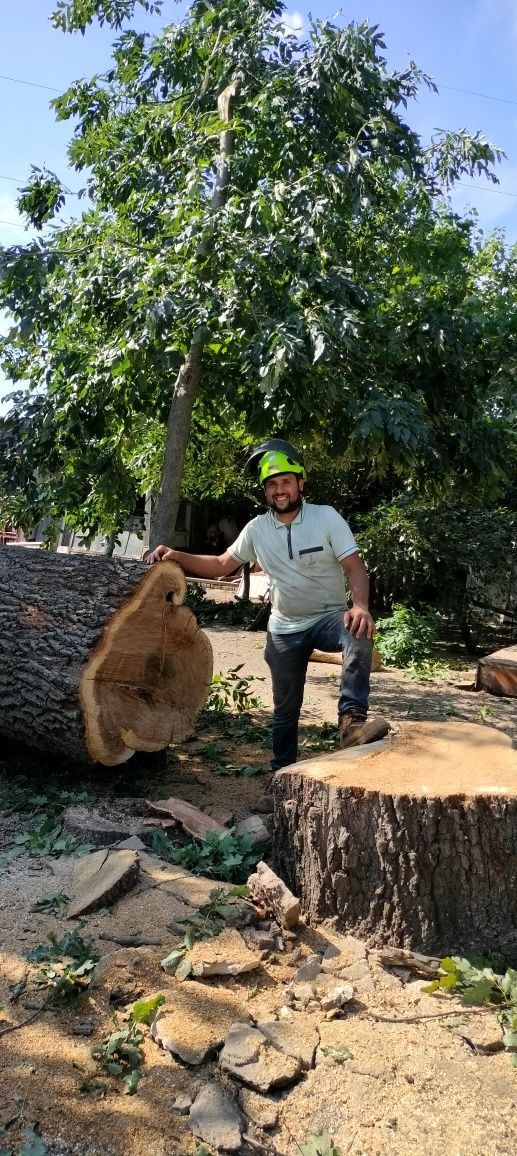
[340,959,370,982]
[146,796,226,839]
[205,805,235,826]
[239,1088,279,1130]
[234,815,272,849]
[67,849,139,918]
[242,927,276,953]
[172,1093,193,1115]
[63,805,132,846]
[254,793,274,814]
[289,982,315,1006]
[293,954,321,983]
[189,1083,242,1152]
[319,982,354,1012]
[187,928,261,977]
[248,861,300,929]
[220,1024,263,1068]
[257,1018,319,1070]
[220,1023,301,1092]
[151,983,249,1065]
[115,835,146,851]
[137,818,178,846]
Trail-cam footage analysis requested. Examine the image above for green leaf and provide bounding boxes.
[130,993,165,1025]
[320,1045,352,1064]
[422,980,440,994]
[124,1069,141,1095]
[439,972,458,990]
[462,977,494,1005]
[299,1132,343,1156]
[160,947,186,971]
[175,956,193,982]
[105,1061,124,1076]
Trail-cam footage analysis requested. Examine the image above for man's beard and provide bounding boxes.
[266,494,303,515]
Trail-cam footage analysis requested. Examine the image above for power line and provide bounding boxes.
[456,181,517,199]
[437,82,517,108]
[0,174,25,185]
[1,62,517,110]
[0,72,61,93]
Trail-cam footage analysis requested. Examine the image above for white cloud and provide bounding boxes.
[283,10,305,34]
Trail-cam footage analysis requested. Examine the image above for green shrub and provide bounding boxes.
[375,603,436,668]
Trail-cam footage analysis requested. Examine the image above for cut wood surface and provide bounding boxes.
[273,720,517,957]
[0,547,212,765]
[476,644,517,697]
[67,848,140,918]
[146,796,227,839]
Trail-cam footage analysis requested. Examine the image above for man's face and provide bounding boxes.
[263,472,304,514]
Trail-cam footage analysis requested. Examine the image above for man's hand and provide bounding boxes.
[145,544,177,566]
[344,604,375,640]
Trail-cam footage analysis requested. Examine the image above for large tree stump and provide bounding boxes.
[273,721,517,958]
[0,547,212,765]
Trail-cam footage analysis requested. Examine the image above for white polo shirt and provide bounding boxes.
[227,501,358,633]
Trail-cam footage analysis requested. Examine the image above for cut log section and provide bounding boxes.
[310,648,382,672]
[0,547,212,765]
[273,720,517,957]
[476,644,517,697]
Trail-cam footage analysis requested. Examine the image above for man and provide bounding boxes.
[147,439,388,770]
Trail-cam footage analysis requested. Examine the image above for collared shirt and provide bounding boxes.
[227,500,358,633]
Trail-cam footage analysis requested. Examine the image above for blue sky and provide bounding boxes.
[1,0,517,407]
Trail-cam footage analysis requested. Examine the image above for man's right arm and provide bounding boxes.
[145,544,241,579]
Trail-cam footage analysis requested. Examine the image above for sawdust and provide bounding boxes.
[297,719,517,798]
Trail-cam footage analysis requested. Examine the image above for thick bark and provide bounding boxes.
[0,546,212,766]
[150,80,241,551]
[273,720,517,959]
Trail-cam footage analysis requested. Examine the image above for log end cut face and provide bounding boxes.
[80,561,213,765]
[283,720,517,800]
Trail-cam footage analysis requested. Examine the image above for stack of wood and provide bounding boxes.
[0,548,212,766]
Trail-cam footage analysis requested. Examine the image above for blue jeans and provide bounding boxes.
[264,611,371,770]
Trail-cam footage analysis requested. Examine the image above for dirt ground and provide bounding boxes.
[0,622,516,1156]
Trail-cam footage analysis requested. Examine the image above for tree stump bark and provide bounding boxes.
[0,547,212,765]
[273,721,517,958]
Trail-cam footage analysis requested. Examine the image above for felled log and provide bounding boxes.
[475,644,517,697]
[273,720,517,958]
[0,547,212,765]
[309,648,382,671]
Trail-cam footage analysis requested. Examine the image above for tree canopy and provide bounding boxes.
[0,0,515,551]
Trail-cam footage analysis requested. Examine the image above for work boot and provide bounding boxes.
[339,711,390,750]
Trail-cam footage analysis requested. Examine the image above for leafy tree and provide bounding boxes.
[355,491,517,648]
[0,0,509,545]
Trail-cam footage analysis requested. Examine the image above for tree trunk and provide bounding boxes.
[150,344,203,550]
[150,80,241,551]
[0,546,212,766]
[273,720,517,959]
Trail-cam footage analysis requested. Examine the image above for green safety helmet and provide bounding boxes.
[258,449,306,485]
[245,438,306,484]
